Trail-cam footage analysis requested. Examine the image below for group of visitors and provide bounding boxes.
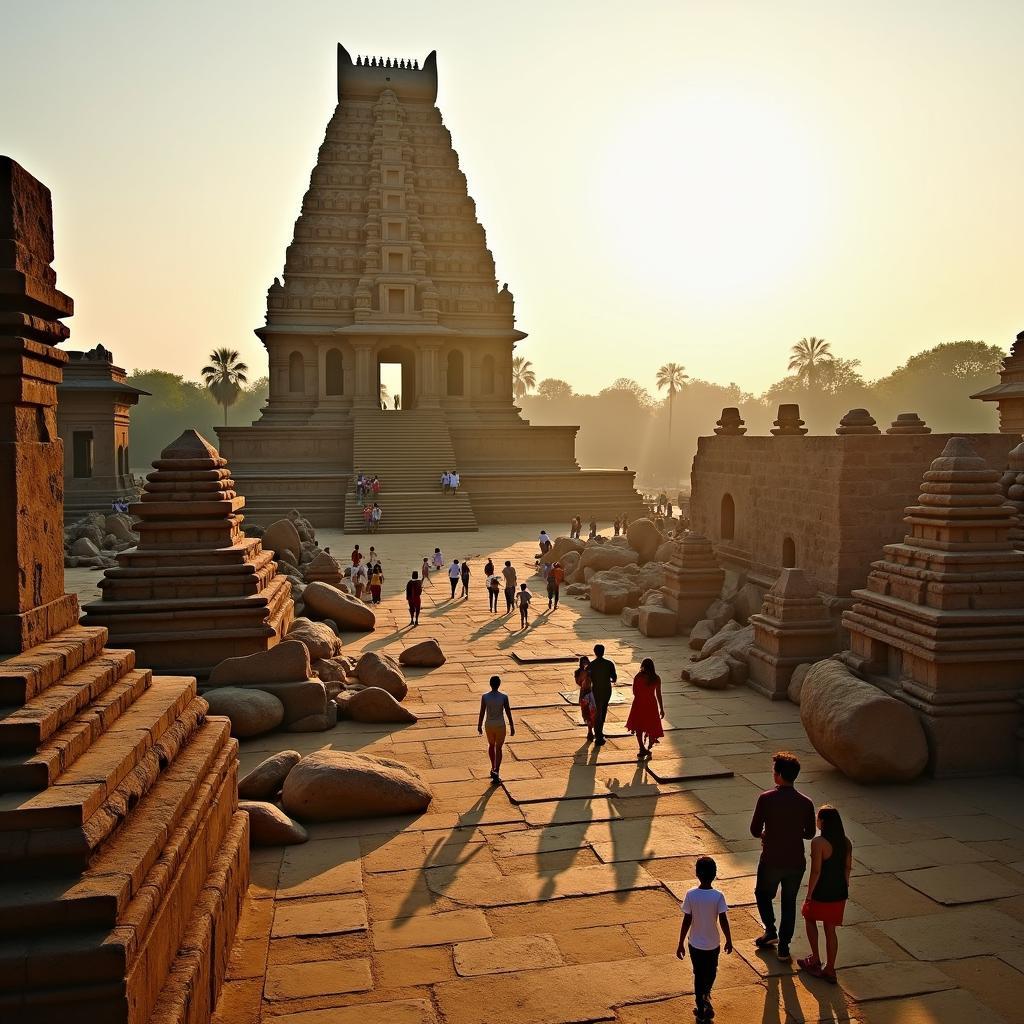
[355,472,381,501]
[360,502,383,532]
[349,544,385,604]
[110,497,131,514]
[536,559,565,609]
[612,512,632,537]
[478,647,851,1020]
[568,516,598,540]
[440,470,461,494]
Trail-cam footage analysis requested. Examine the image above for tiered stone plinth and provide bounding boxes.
[836,408,880,435]
[841,437,1024,776]
[0,157,247,1023]
[972,329,1024,433]
[714,407,746,436]
[662,534,725,629]
[887,412,931,435]
[771,403,807,436]
[748,569,837,699]
[83,430,293,676]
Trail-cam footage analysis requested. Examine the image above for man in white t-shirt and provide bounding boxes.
[677,856,733,1022]
[448,558,461,599]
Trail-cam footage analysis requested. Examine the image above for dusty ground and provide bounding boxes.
[71,528,1024,1023]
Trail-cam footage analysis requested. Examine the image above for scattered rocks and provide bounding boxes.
[688,619,715,651]
[399,639,446,668]
[303,581,376,631]
[208,639,312,687]
[620,607,639,628]
[705,599,736,632]
[287,617,343,661]
[574,545,640,579]
[626,518,662,563]
[685,656,732,690]
[70,536,100,558]
[638,604,677,637]
[787,663,812,705]
[550,536,586,562]
[281,750,433,821]
[696,621,741,660]
[286,701,339,732]
[261,518,302,560]
[560,550,581,578]
[800,660,928,782]
[654,540,676,563]
[354,651,408,700]
[733,582,766,624]
[590,578,641,615]
[240,800,308,846]
[204,687,285,737]
[238,750,302,801]
[343,687,418,724]
[565,582,589,597]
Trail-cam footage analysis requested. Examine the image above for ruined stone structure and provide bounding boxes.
[689,404,1016,611]
[972,329,1024,433]
[661,533,725,629]
[839,438,1024,776]
[82,429,294,676]
[748,568,835,700]
[217,44,644,530]
[56,344,147,518]
[0,157,247,1023]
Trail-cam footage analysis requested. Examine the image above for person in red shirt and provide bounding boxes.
[351,545,363,567]
[749,751,816,963]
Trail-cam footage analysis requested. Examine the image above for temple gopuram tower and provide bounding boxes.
[0,157,247,1023]
[218,44,644,530]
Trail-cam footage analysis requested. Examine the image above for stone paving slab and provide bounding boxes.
[875,907,1024,960]
[271,897,369,939]
[896,863,1022,905]
[642,756,734,783]
[270,999,438,1024]
[453,934,563,976]
[838,961,956,1002]
[856,988,1009,1023]
[372,909,492,950]
[264,958,373,1000]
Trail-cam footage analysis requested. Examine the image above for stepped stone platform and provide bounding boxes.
[0,156,247,1023]
[82,430,293,677]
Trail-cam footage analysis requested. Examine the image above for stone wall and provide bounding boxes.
[690,432,1017,600]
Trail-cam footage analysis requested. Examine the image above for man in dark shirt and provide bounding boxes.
[749,751,816,962]
[588,643,618,744]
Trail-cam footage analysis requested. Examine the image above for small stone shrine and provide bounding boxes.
[661,533,725,629]
[0,156,247,1023]
[972,328,1024,433]
[82,429,294,676]
[840,437,1024,776]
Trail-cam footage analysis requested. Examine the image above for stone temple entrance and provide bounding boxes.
[377,345,415,411]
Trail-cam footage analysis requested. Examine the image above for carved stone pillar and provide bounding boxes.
[419,342,441,408]
[352,342,376,408]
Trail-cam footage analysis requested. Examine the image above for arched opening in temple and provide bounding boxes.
[288,351,305,393]
[377,344,416,409]
[325,348,344,396]
[447,349,465,396]
[782,536,796,568]
[720,493,735,541]
[481,353,496,395]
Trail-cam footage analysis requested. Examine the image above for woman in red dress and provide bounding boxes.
[625,657,665,759]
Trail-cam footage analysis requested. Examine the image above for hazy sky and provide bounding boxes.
[3,0,1021,394]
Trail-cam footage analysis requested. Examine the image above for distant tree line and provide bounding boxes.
[515,339,1006,485]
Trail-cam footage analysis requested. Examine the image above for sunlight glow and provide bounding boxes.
[600,88,829,304]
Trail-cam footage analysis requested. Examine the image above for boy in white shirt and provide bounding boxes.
[677,856,733,1022]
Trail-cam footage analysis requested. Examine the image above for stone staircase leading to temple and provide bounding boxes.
[344,409,478,533]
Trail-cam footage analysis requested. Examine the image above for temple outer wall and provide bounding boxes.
[690,432,1017,603]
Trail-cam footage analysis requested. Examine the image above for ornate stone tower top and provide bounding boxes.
[338,43,438,102]
[971,328,1024,433]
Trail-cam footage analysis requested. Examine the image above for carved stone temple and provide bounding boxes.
[0,157,247,1022]
[217,45,644,530]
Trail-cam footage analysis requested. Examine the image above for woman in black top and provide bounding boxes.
[799,805,852,983]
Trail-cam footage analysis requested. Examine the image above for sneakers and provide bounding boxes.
[776,943,792,962]
[754,931,778,949]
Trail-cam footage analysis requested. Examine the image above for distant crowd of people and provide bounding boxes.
[440,470,461,494]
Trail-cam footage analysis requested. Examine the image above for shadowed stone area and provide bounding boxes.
[71,526,1006,1023]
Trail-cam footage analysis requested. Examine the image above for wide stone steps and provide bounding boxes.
[0,626,109,705]
[343,492,478,533]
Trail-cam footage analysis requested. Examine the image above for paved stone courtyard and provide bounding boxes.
[71,527,1024,1023]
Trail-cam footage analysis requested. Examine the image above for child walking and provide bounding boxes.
[677,856,733,1023]
[798,805,852,984]
[516,582,532,630]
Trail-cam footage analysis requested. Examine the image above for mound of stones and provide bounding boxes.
[247,509,324,603]
[63,510,139,569]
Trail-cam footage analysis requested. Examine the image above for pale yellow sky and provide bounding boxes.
[3,0,1021,394]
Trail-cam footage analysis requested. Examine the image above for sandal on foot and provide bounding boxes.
[797,956,823,976]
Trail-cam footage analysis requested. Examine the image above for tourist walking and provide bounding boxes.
[589,643,617,744]
[516,582,532,629]
[613,517,621,537]
[421,555,433,586]
[487,570,501,613]
[432,548,445,574]
[460,558,470,599]
[369,563,384,604]
[371,475,381,497]
[625,657,665,758]
[798,805,852,984]
[405,571,422,626]
[362,503,372,530]
[547,561,564,609]
[677,856,733,1024]
[371,503,382,533]
[351,544,363,568]
[538,529,552,556]
[575,655,597,741]
[501,559,517,613]
[448,559,461,599]
[451,470,460,495]
[588,518,598,540]
[749,752,817,963]
[477,675,515,783]
[352,564,367,600]
[484,557,494,578]
[441,471,449,494]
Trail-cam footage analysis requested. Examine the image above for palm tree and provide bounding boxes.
[655,362,689,440]
[201,348,249,425]
[512,356,536,401]
[788,337,834,388]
